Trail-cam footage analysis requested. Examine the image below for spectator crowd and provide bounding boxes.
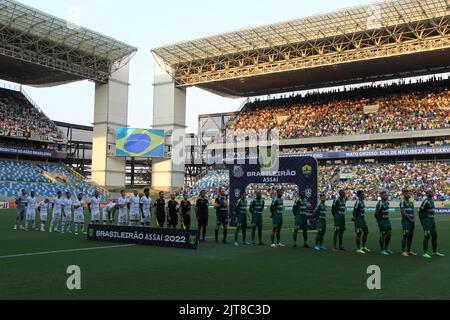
[225,77,449,141]
[0,88,64,142]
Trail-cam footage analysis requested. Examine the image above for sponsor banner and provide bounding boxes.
[436,208,450,215]
[228,156,318,229]
[0,202,9,209]
[0,146,66,159]
[87,224,199,250]
[209,146,450,162]
[0,129,31,139]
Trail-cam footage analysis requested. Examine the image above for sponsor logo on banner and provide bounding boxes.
[301,164,313,178]
[87,224,199,250]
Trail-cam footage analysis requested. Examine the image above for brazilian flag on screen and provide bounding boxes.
[116,129,165,158]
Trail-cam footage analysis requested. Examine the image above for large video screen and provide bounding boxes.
[116,128,165,158]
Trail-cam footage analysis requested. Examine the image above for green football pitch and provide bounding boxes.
[0,208,449,300]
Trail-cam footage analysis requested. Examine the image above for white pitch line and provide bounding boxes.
[0,244,136,260]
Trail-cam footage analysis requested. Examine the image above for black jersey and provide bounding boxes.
[168,200,179,216]
[154,198,166,216]
[215,196,229,216]
[180,200,192,217]
[196,198,209,217]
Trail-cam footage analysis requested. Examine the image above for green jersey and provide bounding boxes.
[316,203,327,221]
[235,199,248,217]
[332,198,347,218]
[250,199,265,216]
[271,198,284,216]
[293,198,308,216]
[420,199,435,220]
[376,200,390,220]
[353,199,366,220]
[400,199,415,223]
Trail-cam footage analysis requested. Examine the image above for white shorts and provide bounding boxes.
[102,210,109,222]
[52,211,62,220]
[91,210,100,222]
[40,213,48,221]
[129,210,140,221]
[75,213,85,223]
[26,210,36,220]
[118,213,128,224]
[63,212,72,222]
[142,211,151,223]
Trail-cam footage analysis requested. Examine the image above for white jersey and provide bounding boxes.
[118,197,129,224]
[129,195,140,220]
[129,195,140,212]
[73,199,85,223]
[52,197,63,214]
[39,201,49,220]
[90,197,101,213]
[118,197,128,215]
[140,196,152,216]
[102,202,116,221]
[26,197,37,213]
[63,198,73,214]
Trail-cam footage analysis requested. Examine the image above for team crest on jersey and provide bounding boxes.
[301,164,313,178]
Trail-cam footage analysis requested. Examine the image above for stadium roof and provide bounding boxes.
[0,0,137,85]
[152,0,450,97]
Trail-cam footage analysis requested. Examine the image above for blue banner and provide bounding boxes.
[208,146,450,163]
[0,146,66,159]
[228,157,319,228]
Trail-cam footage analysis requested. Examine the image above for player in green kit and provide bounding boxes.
[400,189,417,257]
[293,190,312,248]
[353,190,370,254]
[332,190,347,251]
[314,194,328,251]
[270,189,285,248]
[249,191,265,246]
[234,192,250,247]
[375,191,393,256]
[419,190,445,259]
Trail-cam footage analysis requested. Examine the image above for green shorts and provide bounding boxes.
[422,218,437,236]
[236,214,247,228]
[334,216,346,231]
[316,220,327,233]
[272,214,283,229]
[378,219,392,232]
[354,218,368,233]
[295,214,308,230]
[402,220,415,234]
[252,214,263,228]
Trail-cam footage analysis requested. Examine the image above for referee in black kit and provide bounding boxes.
[196,190,209,242]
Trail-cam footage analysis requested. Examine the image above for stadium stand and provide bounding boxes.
[185,161,450,202]
[227,77,450,141]
[0,160,104,198]
[0,86,64,141]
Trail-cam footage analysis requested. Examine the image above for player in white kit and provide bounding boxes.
[129,190,141,226]
[50,191,63,233]
[117,190,129,226]
[88,191,102,224]
[38,199,50,232]
[102,201,117,225]
[140,188,152,227]
[61,192,73,234]
[73,193,86,235]
[24,191,37,231]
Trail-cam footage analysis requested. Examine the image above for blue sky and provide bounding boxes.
[17,0,366,133]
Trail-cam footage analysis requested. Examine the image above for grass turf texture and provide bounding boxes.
[0,208,449,300]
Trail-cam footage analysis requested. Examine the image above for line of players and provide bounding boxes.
[13,186,445,259]
[199,187,445,260]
